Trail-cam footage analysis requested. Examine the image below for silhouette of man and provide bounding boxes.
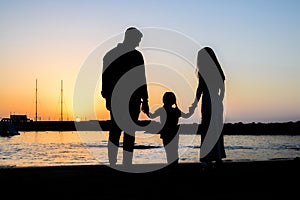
[101,27,149,166]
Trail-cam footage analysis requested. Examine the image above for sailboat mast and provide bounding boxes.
[61,80,63,121]
[35,79,38,122]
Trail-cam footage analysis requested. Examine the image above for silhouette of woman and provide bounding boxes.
[190,47,226,167]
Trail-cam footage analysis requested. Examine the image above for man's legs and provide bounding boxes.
[122,132,135,165]
[122,101,140,165]
[108,113,121,165]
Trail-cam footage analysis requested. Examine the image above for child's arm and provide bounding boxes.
[148,107,162,119]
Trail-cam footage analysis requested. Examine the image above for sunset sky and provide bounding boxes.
[1,0,300,123]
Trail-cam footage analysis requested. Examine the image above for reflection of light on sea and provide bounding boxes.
[0,132,299,167]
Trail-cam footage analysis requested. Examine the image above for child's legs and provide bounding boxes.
[163,134,179,164]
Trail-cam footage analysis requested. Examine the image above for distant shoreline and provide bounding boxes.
[1,120,300,135]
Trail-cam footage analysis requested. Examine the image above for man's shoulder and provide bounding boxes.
[103,45,143,62]
[103,45,120,59]
[130,49,144,61]
[132,49,143,56]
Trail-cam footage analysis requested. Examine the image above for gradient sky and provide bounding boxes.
[1,0,300,123]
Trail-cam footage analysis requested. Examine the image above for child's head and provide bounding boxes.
[163,92,177,107]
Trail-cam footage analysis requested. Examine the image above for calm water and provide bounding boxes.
[0,131,299,167]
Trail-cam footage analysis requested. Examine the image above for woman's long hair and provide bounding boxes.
[197,47,225,81]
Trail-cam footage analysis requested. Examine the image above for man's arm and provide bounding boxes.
[148,108,162,119]
[101,56,109,99]
[101,54,113,111]
[138,52,149,115]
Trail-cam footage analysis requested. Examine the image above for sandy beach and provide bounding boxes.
[0,158,299,199]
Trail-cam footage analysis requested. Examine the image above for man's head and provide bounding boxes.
[123,27,143,48]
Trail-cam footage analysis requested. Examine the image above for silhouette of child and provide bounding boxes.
[148,92,194,165]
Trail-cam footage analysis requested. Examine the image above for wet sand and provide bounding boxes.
[0,158,299,199]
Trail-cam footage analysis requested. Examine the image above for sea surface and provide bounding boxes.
[0,131,299,167]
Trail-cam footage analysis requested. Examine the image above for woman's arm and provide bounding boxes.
[196,73,205,100]
[220,80,225,100]
[190,73,204,110]
[181,110,194,118]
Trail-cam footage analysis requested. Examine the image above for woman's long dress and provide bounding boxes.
[196,74,226,163]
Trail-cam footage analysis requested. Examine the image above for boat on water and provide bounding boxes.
[0,115,25,137]
[0,122,20,137]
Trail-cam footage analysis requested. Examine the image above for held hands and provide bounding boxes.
[142,100,149,116]
[189,99,198,114]
[188,105,196,115]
